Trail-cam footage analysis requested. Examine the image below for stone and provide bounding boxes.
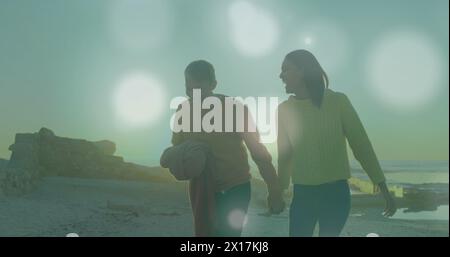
[2,127,175,196]
[38,127,55,138]
[93,140,116,156]
[0,167,39,196]
[0,158,8,169]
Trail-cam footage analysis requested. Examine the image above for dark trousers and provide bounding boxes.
[289,180,351,237]
[213,182,251,237]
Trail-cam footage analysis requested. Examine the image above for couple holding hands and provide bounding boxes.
[165,49,396,237]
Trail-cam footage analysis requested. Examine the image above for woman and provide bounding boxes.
[171,60,285,236]
[277,50,397,237]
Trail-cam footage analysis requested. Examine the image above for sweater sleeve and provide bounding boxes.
[340,94,386,184]
[277,105,293,190]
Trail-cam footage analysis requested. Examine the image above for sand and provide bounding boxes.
[0,176,447,237]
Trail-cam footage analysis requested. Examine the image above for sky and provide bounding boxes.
[0,0,448,165]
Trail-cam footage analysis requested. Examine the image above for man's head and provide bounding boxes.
[184,60,217,98]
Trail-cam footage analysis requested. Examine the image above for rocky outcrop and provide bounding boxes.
[0,155,40,197]
[93,140,116,156]
[0,158,7,169]
[0,127,173,197]
[0,167,39,197]
[0,163,6,197]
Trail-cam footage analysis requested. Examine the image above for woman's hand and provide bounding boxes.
[383,193,397,217]
[378,182,397,217]
[267,191,285,214]
[267,179,286,215]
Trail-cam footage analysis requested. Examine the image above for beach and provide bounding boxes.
[0,176,447,237]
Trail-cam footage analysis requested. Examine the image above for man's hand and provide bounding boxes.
[267,192,285,214]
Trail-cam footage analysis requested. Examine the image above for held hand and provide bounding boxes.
[267,193,285,215]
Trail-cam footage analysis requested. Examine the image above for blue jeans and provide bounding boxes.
[289,180,351,237]
[213,182,251,237]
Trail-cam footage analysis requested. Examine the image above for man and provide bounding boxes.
[171,60,284,236]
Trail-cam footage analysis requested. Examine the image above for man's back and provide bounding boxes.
[171,94,252,192]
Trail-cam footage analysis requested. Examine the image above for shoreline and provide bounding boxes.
[0,176,447,237]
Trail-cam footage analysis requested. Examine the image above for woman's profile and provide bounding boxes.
[277,49,397,237]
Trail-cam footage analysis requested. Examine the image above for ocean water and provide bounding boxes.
[351,160,449,221]
[248,160,449,185]
[390,205,449,221]
[351,160,449,184]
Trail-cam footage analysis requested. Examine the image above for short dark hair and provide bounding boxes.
[285,50,329,108]
[184,60,216,83]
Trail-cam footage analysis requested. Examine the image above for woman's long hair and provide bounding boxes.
[285,50,329,108]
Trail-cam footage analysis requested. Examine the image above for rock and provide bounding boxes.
[4,127,173,189]
[0,167,6,197]
[38,127,55,138]
[0,158,8,168]
[0,167,39,196]
[8,133,40,170]
[93,140,116,156]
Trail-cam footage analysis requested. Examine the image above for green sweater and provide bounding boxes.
[277,89,386,189]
